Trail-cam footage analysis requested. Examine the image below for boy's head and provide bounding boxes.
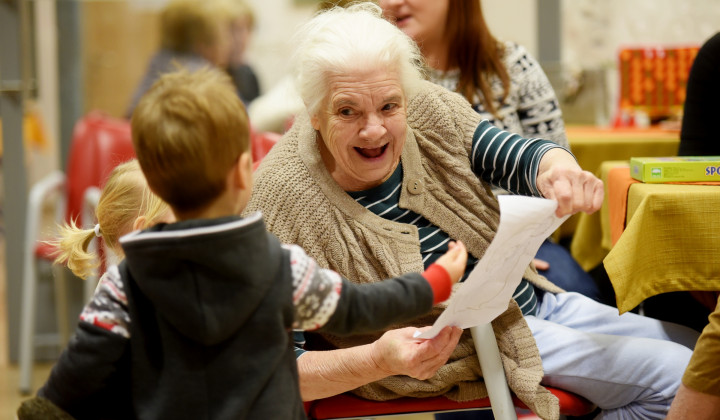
[131,67,250,217]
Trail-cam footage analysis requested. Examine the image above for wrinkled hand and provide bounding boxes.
[369,326,462,380]
[433,241,468,284]
[537,149,603,217]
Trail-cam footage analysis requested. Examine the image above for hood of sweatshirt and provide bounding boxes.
[118,212,283,346]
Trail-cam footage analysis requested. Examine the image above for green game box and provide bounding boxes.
[630,156,720,183]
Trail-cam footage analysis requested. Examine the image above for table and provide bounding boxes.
[566,125,681,175]
[558,125,680,239]
[603,182,720,313]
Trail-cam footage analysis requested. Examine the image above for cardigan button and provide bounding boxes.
[407,179,424,194]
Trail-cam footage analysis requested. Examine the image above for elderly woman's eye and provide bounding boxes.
[382,103,398,111]
[339,108,353,116]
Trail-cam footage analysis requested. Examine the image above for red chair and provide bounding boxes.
[306,387,594,419]
[18,112,136,394]
[251,127,281,171]
[305,324,596,420]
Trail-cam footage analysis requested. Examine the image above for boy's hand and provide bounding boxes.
[434,241,467,284]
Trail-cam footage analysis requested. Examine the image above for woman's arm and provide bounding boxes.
[298,326,463,401]
[666,384,720,420]
[471,121,602,217]
[471,120,563,196]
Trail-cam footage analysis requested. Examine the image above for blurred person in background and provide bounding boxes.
[678,32,720,156]
[126,0,260,118]
[247,0,357,134]
[224,0,261,105]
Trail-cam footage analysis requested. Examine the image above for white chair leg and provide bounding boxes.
[470,323,517,420]
[18,240,38,395]
[19,170,66,394]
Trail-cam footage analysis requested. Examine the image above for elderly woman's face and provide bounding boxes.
[311,68,407,192]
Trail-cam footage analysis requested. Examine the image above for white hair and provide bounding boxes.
[289,2,425,116]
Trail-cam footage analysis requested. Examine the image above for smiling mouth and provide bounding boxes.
[355,144,388,159]
[395,15,410,26]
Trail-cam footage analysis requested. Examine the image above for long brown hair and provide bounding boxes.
[445,0,509,117]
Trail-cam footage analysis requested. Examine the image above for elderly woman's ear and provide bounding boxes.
[310,114,321,131]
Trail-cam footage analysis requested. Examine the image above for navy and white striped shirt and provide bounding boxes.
[348,120,562,317]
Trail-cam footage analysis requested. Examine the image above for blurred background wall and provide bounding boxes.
[72,0,720,129]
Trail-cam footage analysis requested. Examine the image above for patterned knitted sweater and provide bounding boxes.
[428,41,569,149]
[245,81,562,420]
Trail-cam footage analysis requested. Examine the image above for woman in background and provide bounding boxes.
[379,0,612,306]
[224,0,261,105]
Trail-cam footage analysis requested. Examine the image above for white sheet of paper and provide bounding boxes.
[416,195,570,339]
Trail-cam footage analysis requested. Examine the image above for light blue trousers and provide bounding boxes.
[527,292,700,420]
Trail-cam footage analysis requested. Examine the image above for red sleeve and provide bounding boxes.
[422,263,452,304]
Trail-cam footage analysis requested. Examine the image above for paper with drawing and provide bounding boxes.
[416,195,569,339]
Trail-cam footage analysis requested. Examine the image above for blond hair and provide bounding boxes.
[51,159,170,279]
[131,67,249,214]
[160,0,229,53]
[217,0,255,29]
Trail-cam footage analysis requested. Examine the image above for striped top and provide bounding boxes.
[348,120,563,316]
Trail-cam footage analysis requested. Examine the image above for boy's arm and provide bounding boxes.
[38,323,130,417]
[36,267,131,419]
[318,270,448,335]
[286,244,453,335]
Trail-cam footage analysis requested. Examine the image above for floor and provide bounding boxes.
[1,362,54,419]
[0,360,434,420]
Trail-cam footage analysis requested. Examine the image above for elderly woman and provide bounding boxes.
[246,4,699,419]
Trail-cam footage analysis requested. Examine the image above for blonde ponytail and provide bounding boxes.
[48,220,100,280]
[48,159,171,279]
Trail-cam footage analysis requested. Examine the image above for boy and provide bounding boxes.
[21,68,467,420]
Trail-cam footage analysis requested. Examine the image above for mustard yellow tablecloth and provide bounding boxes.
[604,183,720,313]
[566,126,680,174]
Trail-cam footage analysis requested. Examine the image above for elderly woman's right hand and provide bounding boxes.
[370,326,463,380]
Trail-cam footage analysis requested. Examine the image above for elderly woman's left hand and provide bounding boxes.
[536,148,604,217]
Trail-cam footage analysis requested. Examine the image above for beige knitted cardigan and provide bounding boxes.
[245,81,564,420]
